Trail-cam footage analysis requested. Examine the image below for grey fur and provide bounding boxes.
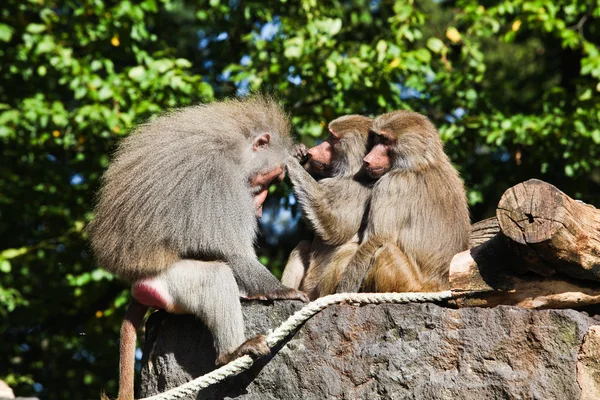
[157,260,245,353]
[88,96,292,295]
[89,97,310,400]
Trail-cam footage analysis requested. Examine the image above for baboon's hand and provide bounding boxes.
[243,288,309,302]
[293,143,310,165]
[216,335,270,366]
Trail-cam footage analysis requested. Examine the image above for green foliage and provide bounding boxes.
[1,0,599,398]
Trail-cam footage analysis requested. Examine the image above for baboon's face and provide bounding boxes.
[363,131,393,179]
[248,132,285,218]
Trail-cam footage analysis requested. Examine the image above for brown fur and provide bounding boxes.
[363,243,429,292]
[281,115,373,300]
[337,110,470,293]
[315,241,360,297]
[280,240,311,291]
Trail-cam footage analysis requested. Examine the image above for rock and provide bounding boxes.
[139,301,600,400]
[577,325,600,400]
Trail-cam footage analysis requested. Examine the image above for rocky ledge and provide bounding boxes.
[139,300,600,400]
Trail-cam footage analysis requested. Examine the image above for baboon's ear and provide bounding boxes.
[253,133,271,151]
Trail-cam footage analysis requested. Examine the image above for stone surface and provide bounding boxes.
[577,325,600,400]
[139,301,600,400]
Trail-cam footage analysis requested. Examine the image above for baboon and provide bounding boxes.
[281,115,373,299]
[336,110,470,293]
[88,97,307,400]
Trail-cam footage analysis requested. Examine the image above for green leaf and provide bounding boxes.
[36,37,55,53]
[565,164,574,176]
[91,60,103,71]
[466,89,478,101]
[313,18,342,36]
[1,247,27,259]
[579,89,592,101]
[427,37,444,53]
[467,190,484,205]
[0,23,14,42]
[91,269,112,281]
[152,59,174,73]
[0,259,11,273]
[325,59,337,78]
[284,37,304,59]
[414,48,431,63]
[26,23,46,33]
[175,58,192,68]
[199,82,214,99]
[128,65,146,81]
[97,86,114,101]
[303,120,324,137]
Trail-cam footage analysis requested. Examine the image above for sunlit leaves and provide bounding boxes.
[0,23,14,42]
[312,18,342,36]
[2,1,600,399]
[446,27,462,43]
[284,37,304,58]
[427,37,445,53]
[128,65,146,81]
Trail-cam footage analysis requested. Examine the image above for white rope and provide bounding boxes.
[139,291,455,400]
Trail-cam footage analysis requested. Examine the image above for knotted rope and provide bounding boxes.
[140,290,455,400]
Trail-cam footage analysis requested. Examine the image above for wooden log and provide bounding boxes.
[450,233,517,293]
[496,179,600,282]
[450,179,600,309]
[449,241,600,309]
[469,217,500,247]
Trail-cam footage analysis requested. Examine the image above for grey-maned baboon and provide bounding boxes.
[88,97,307,400]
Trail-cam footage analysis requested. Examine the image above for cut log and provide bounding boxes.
[496,179,600,282]
[450,179,600,309]
[449,242,600,309]
[449,233,518,294]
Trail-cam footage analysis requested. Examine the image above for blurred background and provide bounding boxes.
[1,0,599,398]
